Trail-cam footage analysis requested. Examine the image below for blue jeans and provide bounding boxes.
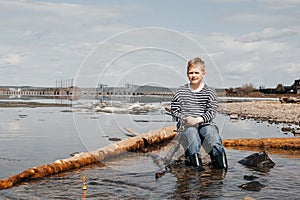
[179,124,225,157]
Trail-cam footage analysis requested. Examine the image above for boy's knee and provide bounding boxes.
[200,125,220,140]
[185,126,198,132]
[183,127,200,141]
[203,124,218,134]
[184,127,198,136]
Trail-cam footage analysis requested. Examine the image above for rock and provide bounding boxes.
[244,175,259,180]
[280,97,299,103]
[108,137,122,141]
[243,196,256,200]
[293,129,300,136]
[18,114,28,118]
[61,110,73,112]
[69,152,80,157]
[239,181,265,191]
[281,126,294,132]
[238,151,275,168]
[155,169,167,179]
[230,114,239,120]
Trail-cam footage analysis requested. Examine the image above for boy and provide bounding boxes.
[171,57,227,171]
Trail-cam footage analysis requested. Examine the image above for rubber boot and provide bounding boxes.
[210,152,228,170]
[184,150,193,166]
[189,153,205,171]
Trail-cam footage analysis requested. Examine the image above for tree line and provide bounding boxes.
[225,82,298,97]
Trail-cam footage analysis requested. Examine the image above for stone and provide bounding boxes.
[239,181,265,191]
[281,126,293,132]
[108,137,122,141]
[244,175,259,180]
[293,129,300,136]
[238,151,275,168]
[230,114,239,119]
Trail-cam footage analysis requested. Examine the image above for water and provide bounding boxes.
[0,104,299,199]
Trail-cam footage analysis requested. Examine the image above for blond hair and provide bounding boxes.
[187,57,205,73]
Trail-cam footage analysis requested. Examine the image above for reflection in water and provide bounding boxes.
[5,121,22,132]
[226,146,300,158]
[82,190,87,200]
[169,161,227,199]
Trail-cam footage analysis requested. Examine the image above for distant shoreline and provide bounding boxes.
[0,101,71,108]
[219,100,300,126]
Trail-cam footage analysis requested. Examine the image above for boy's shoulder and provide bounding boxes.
[176,84,189,91]
[203,84,215,91]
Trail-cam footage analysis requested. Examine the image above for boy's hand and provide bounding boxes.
[185,116,204,126]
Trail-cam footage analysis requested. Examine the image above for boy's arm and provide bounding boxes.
[201,89,218,123]
[170,92,182,121]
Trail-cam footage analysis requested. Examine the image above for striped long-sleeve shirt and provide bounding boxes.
[171,83,218,124]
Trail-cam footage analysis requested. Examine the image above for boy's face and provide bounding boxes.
[187,65,206,85]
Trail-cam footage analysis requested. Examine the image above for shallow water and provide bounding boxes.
[0,105,299,199]
[1,150,299,200]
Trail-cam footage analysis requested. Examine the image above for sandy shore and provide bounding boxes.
[219,101,300,125]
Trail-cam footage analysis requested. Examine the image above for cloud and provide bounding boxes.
[0,53,23,66]
[0,0,299,88]
[236,27,298,43]
[188,27,300,87]
[0,0,136,34]
[224,13,294,26]
[250,56,261,62]
[0,0,146,86]
[227,61,254,74]
[220,0,300,28]
[213,0,300,6]
[286,62,300,74]
[258,0,300,5]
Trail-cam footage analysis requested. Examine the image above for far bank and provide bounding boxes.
[219,100,300,126]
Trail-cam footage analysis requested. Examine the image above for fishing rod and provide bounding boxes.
[154,110,188,179]
[164,111,186,132]
[154,141,184,179]
[164,111,184,119]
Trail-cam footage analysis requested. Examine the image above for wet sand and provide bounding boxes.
[219,101,300,125]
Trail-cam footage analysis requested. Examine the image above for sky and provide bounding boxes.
[0,0,299,89]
